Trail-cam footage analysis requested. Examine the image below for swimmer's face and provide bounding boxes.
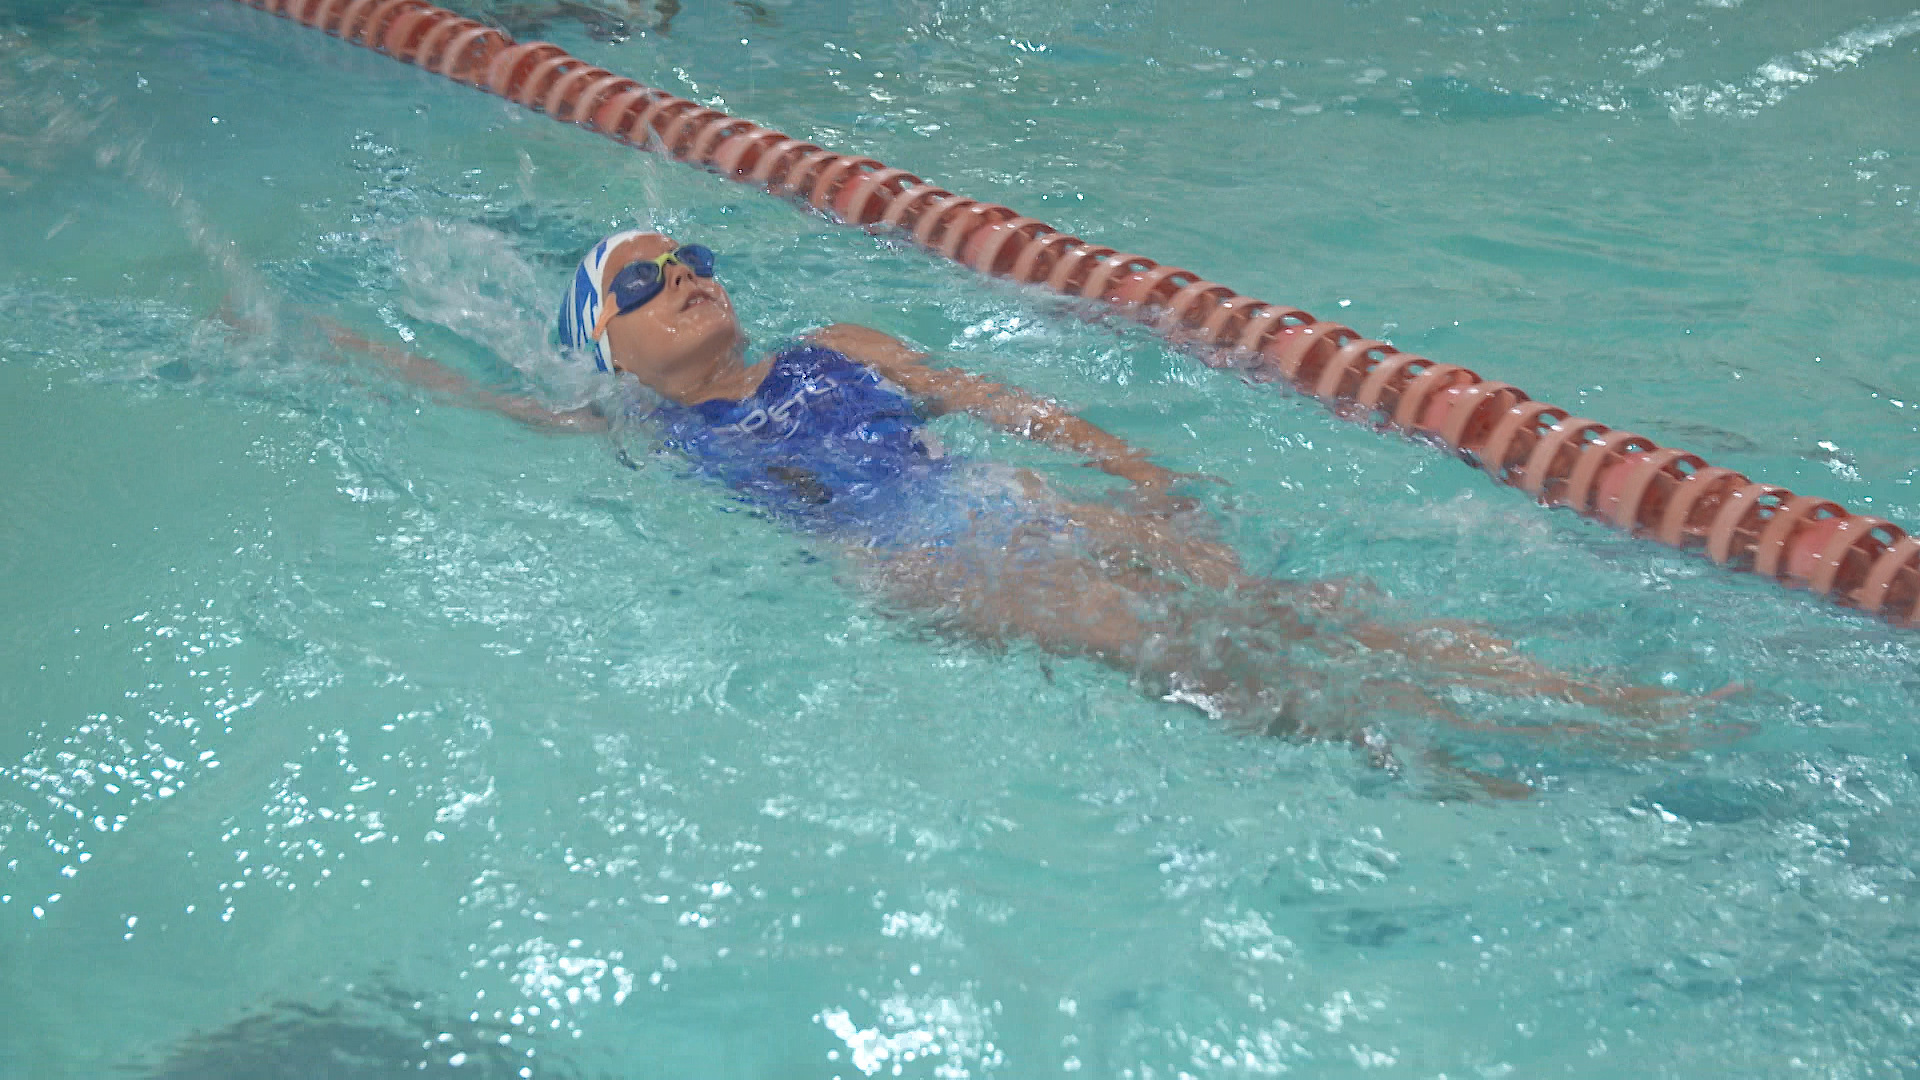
[600,233,743,388]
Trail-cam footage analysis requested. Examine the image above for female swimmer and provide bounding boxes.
[329,229,1715,772]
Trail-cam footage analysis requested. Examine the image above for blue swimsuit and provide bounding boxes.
[656,344,954,540]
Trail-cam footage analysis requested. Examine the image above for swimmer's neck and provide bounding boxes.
[651,342,769,406]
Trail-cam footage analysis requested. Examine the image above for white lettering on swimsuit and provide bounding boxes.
[730,376,838,436]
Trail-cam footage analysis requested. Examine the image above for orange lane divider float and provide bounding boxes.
[231,0,1920,627]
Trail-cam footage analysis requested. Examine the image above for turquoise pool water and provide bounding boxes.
[4,0,1919,1075]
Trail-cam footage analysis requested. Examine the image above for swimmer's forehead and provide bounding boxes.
[600,233,677,292]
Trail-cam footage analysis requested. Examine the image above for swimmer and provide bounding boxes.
[323,230,1721,785]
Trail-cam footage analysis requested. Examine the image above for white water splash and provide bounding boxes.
[507,935,636,1009]
[102,136,284,355]
[387,218,610,411]
[817,992,1004,1078]
[1665,10,1920,118]
[3,28,283,362]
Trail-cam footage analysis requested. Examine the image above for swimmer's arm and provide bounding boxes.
[319,320,607,433]
[809,323,1175,490]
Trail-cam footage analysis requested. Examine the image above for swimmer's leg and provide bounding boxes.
[863,541,1160,667]
[1209,576,1734,723]
[861,516,1733,788]
[1045,492,1717,723]
[862,542,1352,740]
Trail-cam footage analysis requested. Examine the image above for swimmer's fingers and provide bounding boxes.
[1158,470,1230,513]
[1093,466,1195,516]
[1113,467,1232,519]
[1417,748,1536,801]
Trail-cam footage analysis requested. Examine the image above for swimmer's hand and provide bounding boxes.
[1093,452,1224,514]
[1095,450,1179,491]
[1095,453,1188,512]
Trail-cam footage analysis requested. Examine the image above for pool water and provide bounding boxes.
[4,0,1920,1076]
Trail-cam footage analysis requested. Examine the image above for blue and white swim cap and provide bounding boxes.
[556,228,654,373]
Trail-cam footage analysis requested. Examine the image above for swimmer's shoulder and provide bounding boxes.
[805,324,926,381]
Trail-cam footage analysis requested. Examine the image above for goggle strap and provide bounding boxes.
[589,302,619,342]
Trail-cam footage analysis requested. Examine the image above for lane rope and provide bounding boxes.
[230,0,1920,628]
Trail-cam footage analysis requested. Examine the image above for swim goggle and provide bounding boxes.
[590,243,717,340]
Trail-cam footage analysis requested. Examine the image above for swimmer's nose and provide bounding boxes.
[664,259,697,288]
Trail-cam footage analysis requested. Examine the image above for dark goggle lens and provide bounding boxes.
[608,245,717,313]
[609,263,663,310]
[675,244,716,277]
